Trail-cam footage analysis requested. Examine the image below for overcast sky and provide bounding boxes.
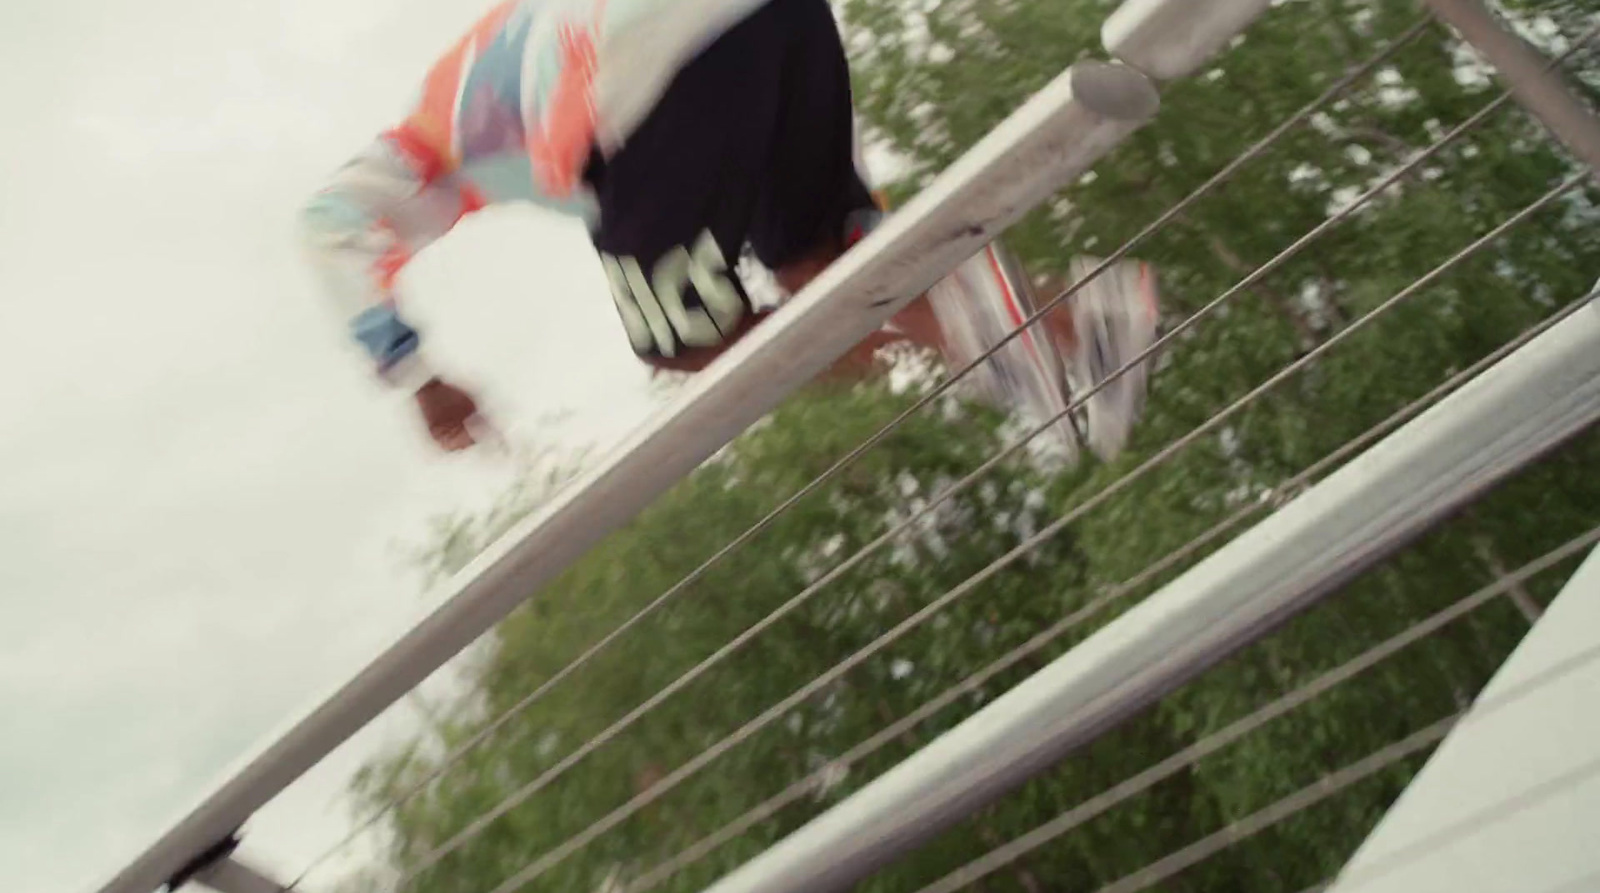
[0,1,680,890]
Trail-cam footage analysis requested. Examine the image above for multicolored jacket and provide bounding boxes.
[299,0,771,388]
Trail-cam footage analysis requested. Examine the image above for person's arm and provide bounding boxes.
[299,133,451,390]
[299,130,492,450]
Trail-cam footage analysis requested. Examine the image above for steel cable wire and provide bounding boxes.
[385,30,1520,887]
[288,23,1441,884]
[1295,780,1600,893]
[300,18,1600,886]
[616,286,1600,893]
[1084,638,1600,893]
[431,162,1589,893]
[913,526,1600,893]
[1094,719,1459,893]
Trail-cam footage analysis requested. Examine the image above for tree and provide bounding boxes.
[839,0,1600,888]
[336,1,1600,891]
[348,378,1089,893]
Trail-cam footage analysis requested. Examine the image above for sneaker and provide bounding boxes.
[1058,257,1161,461]
[845,200,1085,460]
[924,242,1084,461]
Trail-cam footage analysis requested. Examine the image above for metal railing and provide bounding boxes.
[92,0,1600,891]
[95,39,1161,893]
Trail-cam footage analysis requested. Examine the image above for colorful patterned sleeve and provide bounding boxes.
[298,2,520,391]
[299,126,490,391]
[298,0,775,388]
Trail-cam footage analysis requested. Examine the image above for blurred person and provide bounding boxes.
[299,0,1159,455]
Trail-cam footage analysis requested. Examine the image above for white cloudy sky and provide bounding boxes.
[0,1,680,890]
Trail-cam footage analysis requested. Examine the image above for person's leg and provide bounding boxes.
[723,0,1160,456]
[775,201,950,380]
[738,0,959,379]
[742,0,868,293]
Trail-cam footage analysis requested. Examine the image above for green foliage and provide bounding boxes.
[340,2,1600,892]
[351,380,1084,893]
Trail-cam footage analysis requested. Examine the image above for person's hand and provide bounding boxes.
[414,378,483,452]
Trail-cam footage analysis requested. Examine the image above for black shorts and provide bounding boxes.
[582,0,874,360]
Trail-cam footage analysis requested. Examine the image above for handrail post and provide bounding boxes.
[1424,0,1600,177]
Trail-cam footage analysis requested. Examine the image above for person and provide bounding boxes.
[299,0,1158,454]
